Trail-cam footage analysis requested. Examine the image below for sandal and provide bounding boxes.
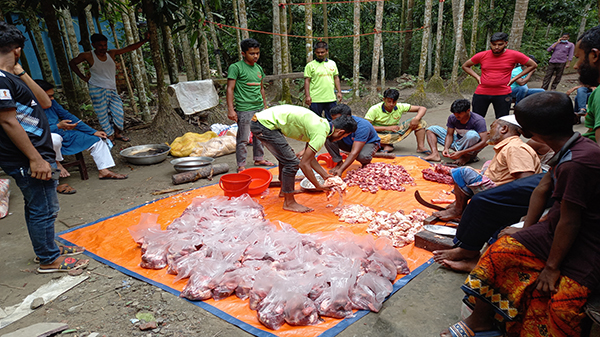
[254,160,274,167]
[37,256,89,273]
[114,134,130,142]
[34,245,85,263]
[444,321,502,337]
[56,183,76,194]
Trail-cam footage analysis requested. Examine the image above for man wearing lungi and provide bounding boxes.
[69,33,149,142]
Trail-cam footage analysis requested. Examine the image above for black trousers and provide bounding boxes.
[542,62,566,90]
[472,93,512,119]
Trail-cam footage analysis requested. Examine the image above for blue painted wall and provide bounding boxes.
[12,13,124,85]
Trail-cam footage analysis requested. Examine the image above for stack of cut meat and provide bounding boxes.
[130,194,411,330]
[367,209,429,247]
[344,162,415,193]
[422,164,454,185]
[333,204,377,224]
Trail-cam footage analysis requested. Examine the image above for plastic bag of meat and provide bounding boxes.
[350,273,393,312]
[139,229,177,269]
[256,285,288,330]
[249,269,279,310]
[315,264,359,318]
[212,269,243,300]
[365,252,398,282]
[284,294,320,326]
[166,232,204,274]
[374,238,410,274]
[128,213,160,245]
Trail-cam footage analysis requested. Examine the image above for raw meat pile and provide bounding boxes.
[324,176,347,208]
[422,164,454,185]
[333,204,377,224]
[130,195,410,330]
[367,209,429,248]
[344,162,415,193]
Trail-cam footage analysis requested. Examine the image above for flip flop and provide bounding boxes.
[446,321,502,337]
[115,135,130,142]
[254,160,275,166]
[417,150,432,155]
[37,256,89,273]
[99,172,128,180]
[56,183,76,194]
[34,245,85,263]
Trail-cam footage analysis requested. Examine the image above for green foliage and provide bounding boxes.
[80,102,95,117]
[426,75,445,93]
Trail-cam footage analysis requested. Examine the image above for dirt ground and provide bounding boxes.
[0,72,594,337]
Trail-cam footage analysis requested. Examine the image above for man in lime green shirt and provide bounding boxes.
[251,104,357,213]
[304,41,342,121]
[227,38,274,172]
[364,88,429,153]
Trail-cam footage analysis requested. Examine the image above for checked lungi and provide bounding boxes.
[89,84,124,137]
[462,236,590,337]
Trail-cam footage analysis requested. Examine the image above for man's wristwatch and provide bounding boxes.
[17,70,26,77]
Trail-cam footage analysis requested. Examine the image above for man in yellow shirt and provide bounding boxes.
[364,88,428,153]
[251,104,357,213]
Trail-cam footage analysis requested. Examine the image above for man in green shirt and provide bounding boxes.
[364,88,429,153]
[227,38,274,172]
[304,41,342,121]
[574,26,600,145]
[250,104,357,213]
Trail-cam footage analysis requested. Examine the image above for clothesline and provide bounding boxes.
[202,20,427,39]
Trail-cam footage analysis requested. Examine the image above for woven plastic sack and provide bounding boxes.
[170,131,218,157]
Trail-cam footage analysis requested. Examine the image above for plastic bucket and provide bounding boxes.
[243,168,273,195]
[219,173,252,197]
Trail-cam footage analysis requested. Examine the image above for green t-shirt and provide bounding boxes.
[364,102,412,126]
[304,59,339,103]
[227,60,265,112]
[584,87,600,142]
[256,105,331,152]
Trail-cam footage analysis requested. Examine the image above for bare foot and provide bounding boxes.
[451,156,470,166]
[57,162,70,178]
[98,169,128,180]
[422,153,441,162]
[432,208,462,221]
[433,247,480,263]
[237,166,246,173]
[283,200,314,213]
[381,145,394,153]
[439,258,479,272]
[278,189,303,197]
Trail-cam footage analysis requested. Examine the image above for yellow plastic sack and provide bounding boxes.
[191,135,236,158]
[170,131,218,157]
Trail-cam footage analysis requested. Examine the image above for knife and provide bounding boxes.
[414,190,445,211]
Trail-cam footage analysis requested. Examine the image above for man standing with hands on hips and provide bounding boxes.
[304,41,342,121]
[542,33,575,91]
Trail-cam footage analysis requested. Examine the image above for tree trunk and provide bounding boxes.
[40,1,81,117]
[486,0,494,49]
[280,0,291,103]
[579,3,591,39]
[77,9,92,52]
[109,20,137,115]
[272,0,282,96]
[121,9,151,122]
[27,11,55,85]
[161,21,179,84]
[127,5,150,90]
[179,31,196,81]
[85,5,96,34]
[427,26,433,78]
[194,4,211,80]
[60,10,88,100]
[380,42,385,90]
[418,0,432,83]
[352,0,360,99]
[239,0,250,40]
[204,2,223,77]
[450,0,465,89]
[305,2,313,63]
[508,0,528,51]
[232,0,243,59]
[370,0,384,95]
[323,3,329,44]
[451,0,468,61]
[398,0,406,76]
[470,0,480,56]
[142,0,190,142]
[433,0,444,77]
[545,23,551,39]
[401,0,414,73]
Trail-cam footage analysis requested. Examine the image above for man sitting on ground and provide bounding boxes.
[433,115,541,221]
[364,88,428,154]
[440,91,600,337]
[36,80,127,193]
[422,99,488,165]
[325,105,380,176]
[510,61,544,105]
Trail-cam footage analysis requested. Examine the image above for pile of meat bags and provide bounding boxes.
[129,195,410,330]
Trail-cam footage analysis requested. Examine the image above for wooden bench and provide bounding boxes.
[61,152,88,180]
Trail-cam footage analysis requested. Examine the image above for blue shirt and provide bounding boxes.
[341,116,380,146]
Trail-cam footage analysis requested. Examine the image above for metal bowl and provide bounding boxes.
[120,144,171,165]
[170,157,214,173]
[300,174,324,190]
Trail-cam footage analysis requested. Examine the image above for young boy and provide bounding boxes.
[226,38,273,172]
[423,99,488,165]
[441,91,600,337]
[364,88,428,154]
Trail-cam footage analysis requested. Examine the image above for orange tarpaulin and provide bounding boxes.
[58,156,452,337]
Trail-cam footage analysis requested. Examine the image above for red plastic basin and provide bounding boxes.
[242,168,273,195]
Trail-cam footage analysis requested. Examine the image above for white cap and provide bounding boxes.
[499,115,521,128]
